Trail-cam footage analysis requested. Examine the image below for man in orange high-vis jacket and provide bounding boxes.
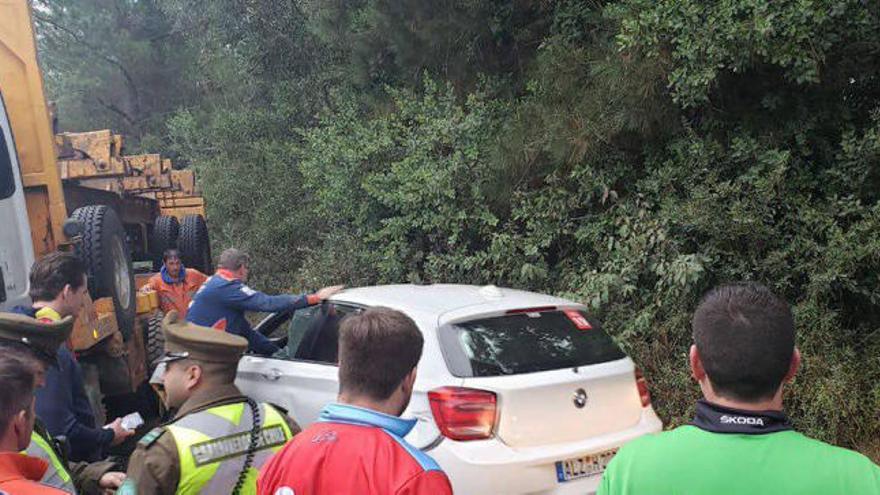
[142,249,207,319]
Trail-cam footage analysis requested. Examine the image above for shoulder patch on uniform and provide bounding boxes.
[138,427,166,448]
[240,285,257,296]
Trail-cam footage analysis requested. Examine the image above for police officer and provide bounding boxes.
[119,311,299,494]
[0,312,125,494]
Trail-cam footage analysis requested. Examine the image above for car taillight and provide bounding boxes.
[635,368,651,407]
[428,387,497,441]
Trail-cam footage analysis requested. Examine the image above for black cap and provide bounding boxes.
[0,312,74,363]
[158,311,247,365]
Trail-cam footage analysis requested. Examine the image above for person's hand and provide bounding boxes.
[107,418,135,446]
[314,285,345,301]
[99,471,126,492]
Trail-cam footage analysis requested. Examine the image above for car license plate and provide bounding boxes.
[555,448,618,483]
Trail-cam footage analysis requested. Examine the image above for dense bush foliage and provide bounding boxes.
[39,0,880,457]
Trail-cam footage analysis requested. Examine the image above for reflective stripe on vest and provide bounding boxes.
[167,402,292,495]
[24,431,76,494]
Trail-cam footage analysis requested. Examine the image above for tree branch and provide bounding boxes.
[94,96,136,128]
[33,12,142,118]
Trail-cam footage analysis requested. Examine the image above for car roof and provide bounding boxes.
[330,284,581,321]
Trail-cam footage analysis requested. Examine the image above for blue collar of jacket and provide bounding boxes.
[161,264,186,284]
[319,403,417,438]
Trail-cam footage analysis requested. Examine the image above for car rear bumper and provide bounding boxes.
[429,407,663,495]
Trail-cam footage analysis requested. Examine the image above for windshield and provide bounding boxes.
[440,310,626,377]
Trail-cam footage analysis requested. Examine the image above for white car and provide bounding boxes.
[236,284,663,494]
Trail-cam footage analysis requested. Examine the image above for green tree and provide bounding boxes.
[38,0,880,458]
[35,0,196,150]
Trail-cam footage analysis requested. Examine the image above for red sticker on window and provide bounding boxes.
[564,309,593,330]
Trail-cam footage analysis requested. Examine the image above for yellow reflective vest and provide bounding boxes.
[167,401,292,495]
[25,429,76,494]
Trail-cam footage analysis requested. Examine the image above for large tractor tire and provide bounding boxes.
[151,215,180,270]
[178,214,212,273]
[152,215,179,254]
[144,311,165,374]
[72,205,136,338]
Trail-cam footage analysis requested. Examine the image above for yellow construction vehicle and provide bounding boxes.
[54,129,211,274]
[0,1,210,424]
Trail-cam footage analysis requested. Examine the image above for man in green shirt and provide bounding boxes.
[598,283,879,495]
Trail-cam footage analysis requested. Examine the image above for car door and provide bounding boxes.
[0,91,35,311]
[236,302,362,427]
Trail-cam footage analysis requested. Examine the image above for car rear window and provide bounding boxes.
[440,310,626,377]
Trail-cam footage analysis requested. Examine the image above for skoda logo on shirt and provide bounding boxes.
[720,414,765,426]
[572,388,588,409]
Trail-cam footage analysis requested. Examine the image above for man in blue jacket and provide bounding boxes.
[11,252,133,463]
[186,248,343,355]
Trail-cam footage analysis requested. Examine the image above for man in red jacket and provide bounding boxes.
[0,352,67,494]
[258,307,453,495]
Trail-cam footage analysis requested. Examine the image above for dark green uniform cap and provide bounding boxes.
[157,310,247,365]
[0,312,74,363]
